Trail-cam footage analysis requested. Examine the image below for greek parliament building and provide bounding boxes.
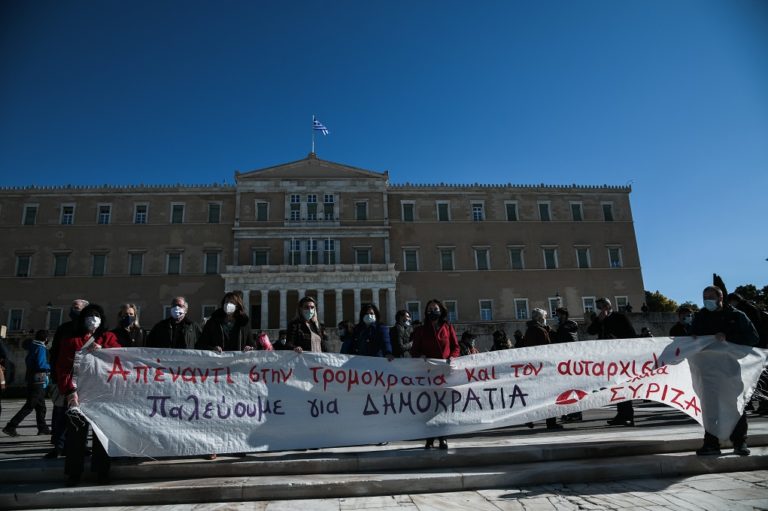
[0,153,644,335]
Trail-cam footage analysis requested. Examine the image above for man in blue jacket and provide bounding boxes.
[3,330,51,437]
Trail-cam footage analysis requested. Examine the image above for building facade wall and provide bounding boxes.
[0,155,645,335]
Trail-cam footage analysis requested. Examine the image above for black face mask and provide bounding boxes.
[427,310,440,320]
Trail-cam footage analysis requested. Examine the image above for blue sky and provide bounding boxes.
[1,1,766,305]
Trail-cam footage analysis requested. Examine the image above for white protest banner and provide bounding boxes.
[72,336,766,458]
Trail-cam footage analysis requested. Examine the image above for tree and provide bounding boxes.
[644,290,678,312]
[679,301,699,312]
[732,284,767,309]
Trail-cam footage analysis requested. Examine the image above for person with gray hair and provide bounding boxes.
[147,296,201,349]
[587,297,637,427]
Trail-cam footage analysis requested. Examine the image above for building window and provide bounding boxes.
[474,248,490,270]
[548,297,561,318]
[538,202,551,221]
[479,300,493,321]
[53,254,69,276]
[445,300,458,322]
[608,247,623,268]
[16,255,31,277]
[471,202,484,221]
[323,239,336,264]
[505,202,518,221]
[8,309,23,331]
[23,204,38,225]
[307,239,319,264]
[355,248,371,265]
[97,204,111,225]
[255,201,269,222]
[440,248,455,271]
[355,201,368,221]
[167,253,182,275]
[570,202,583,222]
[92,254,107,277]
[253,249,269,266]
[436,201,450,222]
[406,301,421,322]
[306,194,318,221]
[615,296,629,312]
[289,239,301,265]
[204,252,219,274]
[514,298,529,320]
[543,248,558,269]
[576,247,591,269]
[583,296,596,314]
[134,204,148,224]
[401,202,415,222]
[602,202,614,221]
[208,203,221,224]
[509,247,525,270]
[403,249,419,271]
[60,204,75,225]
[323,194,335,220]
[129,253,144,276]
[290,194,300,221]
[171,204,185,224]
[47,308,63,330]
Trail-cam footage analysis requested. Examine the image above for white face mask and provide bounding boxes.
[302,309,315,321]
[170,306,185,320]
[224,302,236,315]
[682,314,693,325]
[403,320,411,328]
[704,299,719,312]
[363,314,376,325]
[84,316,101,332]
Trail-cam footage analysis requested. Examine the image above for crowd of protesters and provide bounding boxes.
[0,285,765,486]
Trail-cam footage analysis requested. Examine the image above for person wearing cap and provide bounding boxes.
[286,296,328,353]
[146,296,202,349]
[552,307,579,343]
[587,297,637,427]
[669,306,694,337]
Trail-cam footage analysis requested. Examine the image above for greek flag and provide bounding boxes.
[313,117,329,135]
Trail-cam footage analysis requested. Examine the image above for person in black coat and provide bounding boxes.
[286,296,328,353]
[693,286,759,456]
[587,297,637,426]
[146,297,202,349]
[198,292,254,352]
[552,307,579,343]
[351,303,393,360]
[669,306,694,337]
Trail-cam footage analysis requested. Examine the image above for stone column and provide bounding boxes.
[260,290,269,330]
[387,287,397,324]
[297,289,306,300]
[335,288,344,324]
[316,289,325,325]
[279,289,288,330]
[353,288,362,318]
[371,287,381,310]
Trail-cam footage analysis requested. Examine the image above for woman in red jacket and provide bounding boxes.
[410,299,459,450]
[55,303,120,486]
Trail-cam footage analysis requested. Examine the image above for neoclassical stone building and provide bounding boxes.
[0,153,644,334]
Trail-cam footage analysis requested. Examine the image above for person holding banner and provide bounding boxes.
[390,310,413,358]
[693,285,759,456]
[520,309,563,430]
[55,303,120,486]
[587,297,637,427]
[669,306,694,337]
[147,297,202,349]
[352,303,393,360]
[287,296,329,353]
[411,299,459,449]
[111,303,144,347]
[197,292,254,353]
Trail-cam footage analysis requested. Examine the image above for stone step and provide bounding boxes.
[5,447,768,509]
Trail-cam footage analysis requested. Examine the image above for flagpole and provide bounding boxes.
[311,115,315,154]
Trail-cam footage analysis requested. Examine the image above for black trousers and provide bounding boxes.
[64,412,110,479]
[7,384,47,429]
[703,411,748,447]
[50,405,67,450]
